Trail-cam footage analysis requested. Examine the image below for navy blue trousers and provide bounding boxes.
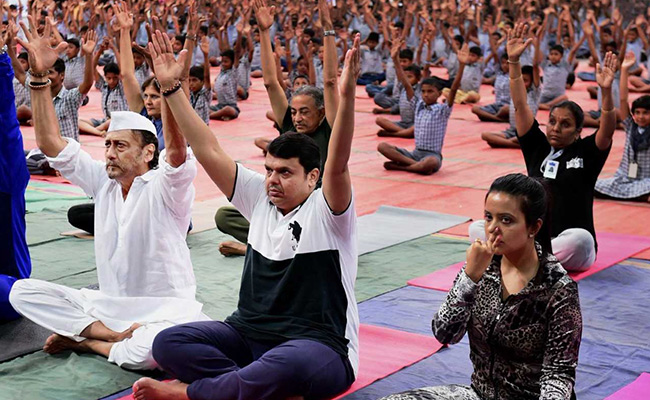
[152,321,355,400]
[0,274,20,321]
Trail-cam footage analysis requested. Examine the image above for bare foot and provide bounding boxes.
[43,333,80,354]
[372,107,387,114]
[538,103,550,110]
[383,161,406,170]
[218,241,247,256]
[133,378,189,400]
[377,129,388,137]
[113,323,142,342]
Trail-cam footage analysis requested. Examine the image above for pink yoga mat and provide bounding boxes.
[115,324,443,400]
[333,324,443,399]
[605,373,650,400]
[407,232,650,292]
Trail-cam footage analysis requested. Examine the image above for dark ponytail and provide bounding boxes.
[487,173,552,253]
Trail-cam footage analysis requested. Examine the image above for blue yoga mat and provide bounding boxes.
[351,261,650,400]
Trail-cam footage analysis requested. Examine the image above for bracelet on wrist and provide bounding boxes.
[28,79,52,90]
[507,59,520,64]
[186,35,197,41]
[323,30,336,37]
[28,68,49,78]
[161,80,183,97]
[601,108,615,113]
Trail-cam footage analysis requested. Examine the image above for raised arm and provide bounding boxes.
[391,39,414,100]
[595,52,617,151]
[618,52,635,120]
[77,29,97,95]
[447,43,468,105]
[114,2,145,112]
[200,36,212,91]
[255,0,289,126]
[15,17,68,157]
[319,0,339,127]
[322,35,360,214]
[507,23,535,136]
[150,30,237,197]
[5,22,26,85]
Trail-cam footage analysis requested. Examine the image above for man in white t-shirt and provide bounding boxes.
[131,15,362,400]
[9,24,205,370]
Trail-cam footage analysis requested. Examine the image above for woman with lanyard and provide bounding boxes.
[470,23,618,272]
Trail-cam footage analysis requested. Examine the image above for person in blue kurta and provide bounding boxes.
[0,45,31,322]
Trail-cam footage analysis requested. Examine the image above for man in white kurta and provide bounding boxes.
[9,110,206,370]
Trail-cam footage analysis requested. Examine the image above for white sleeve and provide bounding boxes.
[45,138,108,198]
[156,148,198,218]
[230,164,266,221]
[316,189,356,241]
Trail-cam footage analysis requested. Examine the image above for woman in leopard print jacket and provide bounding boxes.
[382,174,582,400]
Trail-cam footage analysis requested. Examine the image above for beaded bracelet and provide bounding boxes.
[28,79,52,90]
[161,80,183,97]
[186,35,198,41]
[28,68,49,78]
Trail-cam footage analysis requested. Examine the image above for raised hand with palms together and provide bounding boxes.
[16,15,68,75]
[596,51,617,90]
[506,23,533,62]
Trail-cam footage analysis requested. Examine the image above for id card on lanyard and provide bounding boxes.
[541,148,563,180]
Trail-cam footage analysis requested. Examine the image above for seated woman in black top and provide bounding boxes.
[470,23,617,271]
[381,173,583,400]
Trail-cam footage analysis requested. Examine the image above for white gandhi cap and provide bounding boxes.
[107,111,157,137]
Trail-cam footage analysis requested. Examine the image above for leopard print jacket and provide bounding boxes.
[432,244,582,400]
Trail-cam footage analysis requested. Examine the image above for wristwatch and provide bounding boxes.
[323,30,336,37]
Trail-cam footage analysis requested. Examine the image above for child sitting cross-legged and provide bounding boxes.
[375,40,421,138]
[471,53,510,122]
[376,43,470,175]
[209,49,240,121]
[188,37,213,124]
[596,52,650,202]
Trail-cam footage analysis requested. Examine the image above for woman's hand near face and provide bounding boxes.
[465,228,501,283]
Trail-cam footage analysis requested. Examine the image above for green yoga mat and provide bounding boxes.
[0,352,146,400]
[1,227,468,399]
[25,181,89,213]
[25,208,76,246]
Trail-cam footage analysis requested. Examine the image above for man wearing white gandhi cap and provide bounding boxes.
[9,104,207,368]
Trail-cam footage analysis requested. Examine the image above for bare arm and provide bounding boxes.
[447,43,468,105]
[77,30,97,95]
[322,35,360,214]
[618,52,634,120]
[391,39,414,100]
[115,2,145,112]
[319,0,339,127]
[595,52,617,151]
[508,23,536,136]
[255,0,289,126]
[150,30,237,197]
[16,17,68,157]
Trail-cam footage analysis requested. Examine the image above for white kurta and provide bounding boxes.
[10,139,206,369]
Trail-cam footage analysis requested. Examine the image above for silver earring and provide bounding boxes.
[528,233,534,238]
